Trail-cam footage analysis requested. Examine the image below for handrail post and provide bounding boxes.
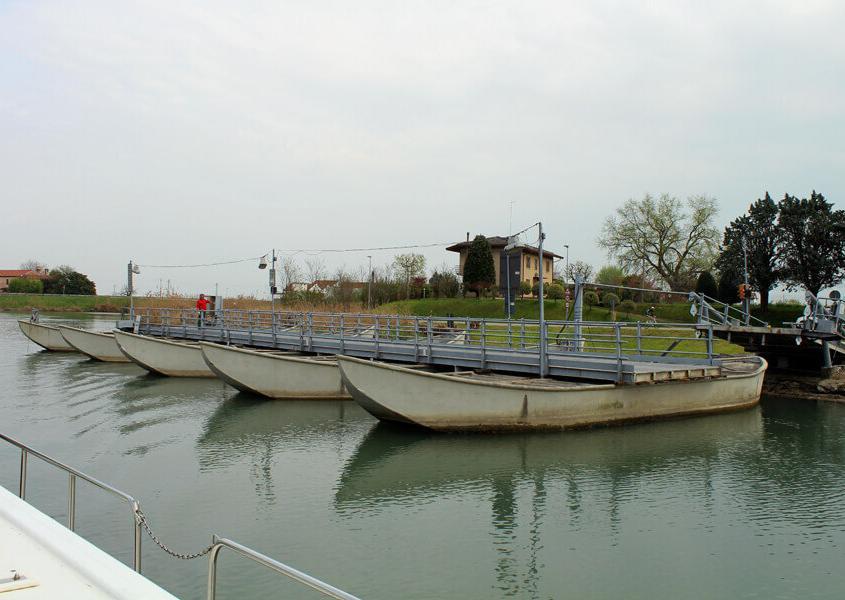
[413,317,419,361]
[427,316,433,363]
[19,448,27,499]
[373,315,380,358]
[707,325,714,364]
[207,535,222,600]
[615,323,623,382]
[520,319,525,349]
[68,473,76,530]
[480,320,487,369]
[636,322,642,355]
[133,500,142,572]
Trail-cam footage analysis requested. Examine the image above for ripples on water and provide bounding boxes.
[1,313,844,599]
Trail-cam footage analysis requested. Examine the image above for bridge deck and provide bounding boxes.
[137,323,722,384]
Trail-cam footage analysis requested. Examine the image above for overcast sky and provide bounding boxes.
[2,1,843,297]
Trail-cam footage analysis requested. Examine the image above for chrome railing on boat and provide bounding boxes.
[0,432,361,600]
[3,432,143,569]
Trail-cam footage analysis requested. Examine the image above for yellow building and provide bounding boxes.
[446,235,562,294]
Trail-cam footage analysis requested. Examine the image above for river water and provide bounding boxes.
[1,312,844,599]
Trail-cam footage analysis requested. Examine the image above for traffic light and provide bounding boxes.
[738,284,746,300]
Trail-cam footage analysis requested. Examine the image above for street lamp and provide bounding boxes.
[259,251,277,313]
[127,261,140,320]
[564,245,569,279]
[367,255,373,311]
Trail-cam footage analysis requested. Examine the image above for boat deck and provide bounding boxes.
[0,485,176,599]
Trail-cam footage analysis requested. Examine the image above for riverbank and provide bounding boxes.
[0,293,803,327]
[763,372,845,403]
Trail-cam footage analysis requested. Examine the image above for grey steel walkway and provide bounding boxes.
[134,310,724,384]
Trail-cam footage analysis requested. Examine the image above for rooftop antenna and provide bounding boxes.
[508,200,514,235]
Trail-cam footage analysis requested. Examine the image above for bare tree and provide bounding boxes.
[20,259,47,272]
[564,260,593,283]
[305,257,327,283]
[599,194,719,291]
[281,256,303,290]
[393,253,426,299]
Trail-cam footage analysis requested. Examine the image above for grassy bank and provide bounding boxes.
[383,297,805,325]
[383,298,692,322]
[1,291,805,326]
[0,293,129,313]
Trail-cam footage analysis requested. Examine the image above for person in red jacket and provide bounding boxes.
[196,293,209,327]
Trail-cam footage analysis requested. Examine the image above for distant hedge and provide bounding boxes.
[8,277,43,293]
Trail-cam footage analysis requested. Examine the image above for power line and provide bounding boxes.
[138,256,265,269]
[135,241,453,269]
[276,242,452,255]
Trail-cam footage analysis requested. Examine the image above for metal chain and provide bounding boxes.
[135,508,215,560]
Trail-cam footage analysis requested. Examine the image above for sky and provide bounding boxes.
[1,1,843,298]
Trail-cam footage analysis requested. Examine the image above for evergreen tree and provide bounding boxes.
[717,268,741,304]
[44,266,96,295]
[695,271,718,299]
[778,191,845,296]
[716,193,782,310]
[463,236,496,297]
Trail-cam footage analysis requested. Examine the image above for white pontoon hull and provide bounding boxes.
[337,356,767,431]
[59,326,129,362]
[200,342,349,399]
[113,330,215,377]
[18,320,76,352]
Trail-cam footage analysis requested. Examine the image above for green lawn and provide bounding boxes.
[383,297,803,327]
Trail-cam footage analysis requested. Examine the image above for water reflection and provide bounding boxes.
[337,411,765,598]
[195,396,373,506]
[336,409,764,508]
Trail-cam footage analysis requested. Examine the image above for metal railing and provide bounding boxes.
[1,433,360,599]
[134,307,726,377]
[207,536,360,600]
[802,291,845,337]
[688,292,769,328]
[1,432,143,571]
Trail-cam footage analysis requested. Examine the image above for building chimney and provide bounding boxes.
[466,232,470,242]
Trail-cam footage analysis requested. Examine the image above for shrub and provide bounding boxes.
[619,299,636,313]
[546,283,565,301]
[584,290,599,307]
[519,281,532,297]
[602,292,620,308]
[8,278,43,293]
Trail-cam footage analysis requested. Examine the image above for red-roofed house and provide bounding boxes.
[0,268,49,292]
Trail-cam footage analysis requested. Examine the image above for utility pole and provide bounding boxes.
[367,255,373,311]
[127,260,140,319]
[742,236,750,325]
[269,249,277,314]
[538,222,546,378]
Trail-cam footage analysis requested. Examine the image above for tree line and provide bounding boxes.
[9,261,96,295]
[597,191,845,310]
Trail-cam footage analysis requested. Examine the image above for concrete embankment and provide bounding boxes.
[763,372,845,403]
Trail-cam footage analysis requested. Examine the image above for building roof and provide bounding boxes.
[446,236,563,259]
[0,269,48,278]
